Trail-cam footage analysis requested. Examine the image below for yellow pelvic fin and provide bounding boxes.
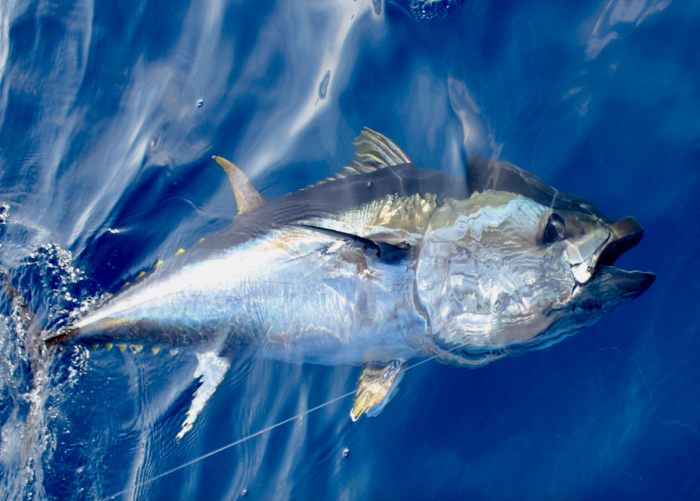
[212,156,266,215]
[350,360,404,422]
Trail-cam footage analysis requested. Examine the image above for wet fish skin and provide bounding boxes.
[51,130,654,367]
[60,209,429,365]
[44,128,654,425]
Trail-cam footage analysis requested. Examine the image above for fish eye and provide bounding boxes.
[544,213,566,243]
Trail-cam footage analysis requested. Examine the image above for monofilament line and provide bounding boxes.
[100,342,468,500]
[100,390,356,500]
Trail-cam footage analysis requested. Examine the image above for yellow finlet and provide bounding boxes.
[91,344,99,351]
[117,344,127,353]
[122,281,130,288]
[169,349,179,356]
[199,237,206,244]
[212,156,266,215]
[130,344,143,354]
[175,248,185,256]
[105,343,113,351]
[154,259,165,267]
[136,271,147,279]
[151,346,160,355]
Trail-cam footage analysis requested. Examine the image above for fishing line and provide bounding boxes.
[100,340,471,500]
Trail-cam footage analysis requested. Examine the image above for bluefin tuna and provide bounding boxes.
[45,128,654,436]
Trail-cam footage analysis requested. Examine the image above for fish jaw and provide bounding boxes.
[571,266,655,315]
[520,215,654,354]
[569,217,655,313]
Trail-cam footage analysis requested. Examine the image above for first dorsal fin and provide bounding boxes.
[213,156,266,214]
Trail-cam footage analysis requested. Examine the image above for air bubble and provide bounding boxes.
[401,0,468,22]
[197,99,204,108]
[318,71,331,100]
[343,448,349,458]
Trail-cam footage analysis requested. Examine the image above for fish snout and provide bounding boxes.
[610,215,642,239]
[598,216,644,267]
[574,215,654,308]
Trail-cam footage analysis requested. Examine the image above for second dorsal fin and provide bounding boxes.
[347,127,412,173]
[213,156,266,214]
[304,128,415,189]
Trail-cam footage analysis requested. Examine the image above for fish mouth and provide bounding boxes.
[583,216,655,303]
[597,216,644,267]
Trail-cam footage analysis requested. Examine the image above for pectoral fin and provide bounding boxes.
[350,360,405,422]
[290,224,410,264]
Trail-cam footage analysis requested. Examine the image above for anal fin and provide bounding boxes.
[176,352,231,440]
[350,360,404,422]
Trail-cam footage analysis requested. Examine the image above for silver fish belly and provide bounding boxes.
[70,225,427,365]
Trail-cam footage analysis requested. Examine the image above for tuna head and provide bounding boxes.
[415,158,654,367]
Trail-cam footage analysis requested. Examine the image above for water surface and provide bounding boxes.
[1,0,699,499]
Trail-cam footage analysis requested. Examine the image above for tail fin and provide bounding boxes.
[2,268,32,322]
[1,266,57,495]
[2,267,51,365]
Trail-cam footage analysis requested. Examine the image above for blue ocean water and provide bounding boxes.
[1,0,699,499]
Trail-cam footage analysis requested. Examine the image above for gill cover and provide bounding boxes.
[415,190,572,363]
